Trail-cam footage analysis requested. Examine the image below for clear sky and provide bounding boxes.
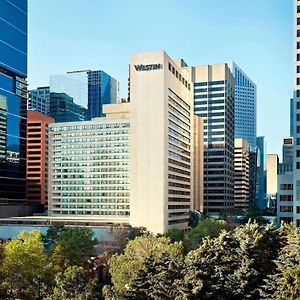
[28,0,293,158]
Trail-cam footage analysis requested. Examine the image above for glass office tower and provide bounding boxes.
[0,0,28,206]
[50,70,119,120]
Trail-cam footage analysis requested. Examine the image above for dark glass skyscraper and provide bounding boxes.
[50,70,119,120]
[50,93,87,123]
[0,0,28,206]
[87,70,118,119]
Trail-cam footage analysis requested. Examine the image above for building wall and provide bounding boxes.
[277,172,294,224]
[266,154,279,196]
[193,115,204,212]
[48,104,131,222]
[129,51,194,233]
[228,62,257,150]
[28,86,50,115]
[27,110,54,208]
[50,70,119,120]
[256,136,266,209]
[234,138,250,210]
[294,0,300,226]
[50,92,87,122]
[0,0,28,207]
[193,63,235,214]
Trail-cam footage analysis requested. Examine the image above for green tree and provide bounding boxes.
[165,228,184,243]
[0,231,48,299]
[104,235,183,298]
[50,227,96,272]
[47,265,97,300]
[43,223,66,251]
[179,222,280,300]
[123,252,183,299]
[261,224,300,300]
[184,218,228,252]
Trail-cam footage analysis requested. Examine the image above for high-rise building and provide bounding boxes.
[193,116,204,212]
[266,154,279,209]
[0,0,28,212]
[228,62,256,150]
[290,98,294,136]
[48,51,203,234]
[50,70,119,119]
[192,63,235,214]
[27,110,54,208]
[129,51,195,233]
[50,92,87,123]
[48,103,131,220]
[283,136,294,164]
[28,86,50,115]
[234,138,250,210]
[293,0,300,226]
[277,137,294,224]
[256,136,266,209]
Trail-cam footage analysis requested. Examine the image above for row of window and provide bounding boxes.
[51,123,130,132]
[168,63,191,90]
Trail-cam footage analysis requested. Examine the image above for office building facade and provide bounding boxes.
[50,70,119,119]
[27,110,54,208]
[0,0,28,210]
[228,62,257,150]
[256,136,266,209]
[266,154,279,209]
[234,138,250,210]
[28,86,50,115]
[192,63,235,214]
[50,92,87,123]
[48,103,131,221]
[130,51,195,233]
[277,137,294,224]
[293,0,300,226]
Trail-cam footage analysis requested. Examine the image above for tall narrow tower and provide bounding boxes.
[293,0,300,226]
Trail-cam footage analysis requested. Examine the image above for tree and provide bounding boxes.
[0,230,48,299]
[47,265,97,300]
[178,221,280,300]
[50,227,97,272]
[261,224,300,300]
[103,235,183,298]
[245,204,263,223]
[184,218,228,252]
[123,252,183,299]
[166,228,184,243]
[43,223,66,251]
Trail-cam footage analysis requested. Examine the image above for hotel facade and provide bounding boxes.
[48,51,204,234]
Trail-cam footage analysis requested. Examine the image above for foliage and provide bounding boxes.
[123,252,183,299]
[261,224,300,300]
[50,227,97,271]
[184,218,228,252]
[165,228,185,243]
[0,231,48,299]
[245,204,263,222]
[47,265,97,300]
[178,221,280,300]
[188,211,200,228]
[104,235,183,297]
[43,223,66,251]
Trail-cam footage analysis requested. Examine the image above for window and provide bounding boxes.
[297,53,300,61]
[297,79,300,86]
[298,17,300,25]
[297,66,300,73]
[297,101,300,109]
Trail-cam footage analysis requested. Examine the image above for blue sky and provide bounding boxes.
[28,0,293,158]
